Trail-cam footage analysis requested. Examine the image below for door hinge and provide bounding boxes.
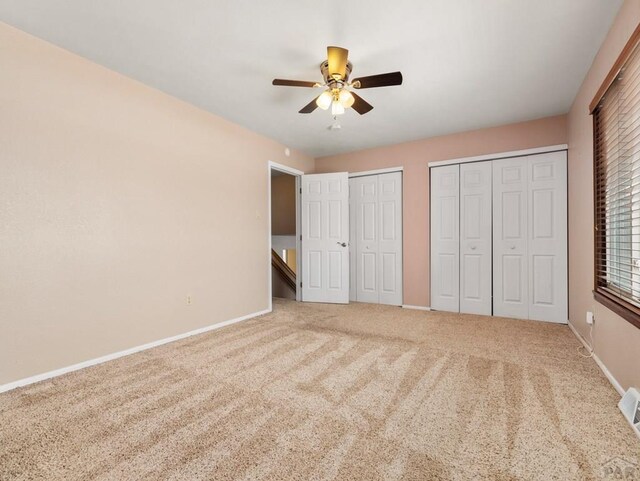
[299,188,302,194]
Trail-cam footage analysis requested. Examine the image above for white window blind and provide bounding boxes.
[594,40,640,309]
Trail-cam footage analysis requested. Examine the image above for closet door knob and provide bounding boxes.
[470,245,477,250]
[509,245,515,250]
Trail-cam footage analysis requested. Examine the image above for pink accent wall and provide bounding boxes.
[567,0,640,391]
[315,115,567,307]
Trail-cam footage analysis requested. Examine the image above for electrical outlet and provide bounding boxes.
[586,311,594,325]
[187,295,192,305]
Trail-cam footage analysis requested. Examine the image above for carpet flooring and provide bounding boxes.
[1,299,638,480]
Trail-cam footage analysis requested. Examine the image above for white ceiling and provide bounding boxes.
[0,0,623,157]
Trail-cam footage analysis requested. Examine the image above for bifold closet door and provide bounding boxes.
[493,152,567,323]
[527,152,567,323]
[352,175,379,303]
[460,161,492,315]
[493,157,529,319]
[350,172,403,306]
[430,165,459,312]
[377,172,403,306]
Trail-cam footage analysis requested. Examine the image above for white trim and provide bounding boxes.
[568,321,625,396]
[269,161,304,176]
[348,167,403,178]
[402,304,431,311]
[268,161,303,306]
[427,144,568,168]
[0,308,270,394]
[295,176,301,302]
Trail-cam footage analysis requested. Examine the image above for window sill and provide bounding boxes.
[593,289,640,329]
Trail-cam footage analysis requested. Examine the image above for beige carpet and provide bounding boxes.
[1,299,638,480]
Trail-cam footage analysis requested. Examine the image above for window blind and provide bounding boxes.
[594,39,640,319]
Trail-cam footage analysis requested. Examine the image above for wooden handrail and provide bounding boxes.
[271,249,296,291]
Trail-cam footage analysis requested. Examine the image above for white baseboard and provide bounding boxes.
[402,304,431,311]
[0,308,271,394]
[568,321,625,396]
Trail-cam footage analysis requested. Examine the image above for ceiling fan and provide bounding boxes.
[272,46,403,116]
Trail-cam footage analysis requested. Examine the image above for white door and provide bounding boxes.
[430,165,460,312]
[301,173,350,304]
[377,172,403,305]
[353,175,379,303]
[460,162,492,315]
[349,181,357,301]
[493,157,528,319]
[350,172,403,306]
[527,152,568,323]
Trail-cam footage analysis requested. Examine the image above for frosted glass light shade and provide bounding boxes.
[339,89,355,108]
[316,91,333,110]
[331,101,345,116]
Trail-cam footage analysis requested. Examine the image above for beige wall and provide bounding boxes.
[270,175,296,236]
[315,115,567,307]
[567,0,640,391]
[0,23,313,385]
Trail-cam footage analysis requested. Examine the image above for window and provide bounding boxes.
[593,27,640,329]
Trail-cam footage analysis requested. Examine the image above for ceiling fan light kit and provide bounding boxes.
[316,90,333,110]
[272,46,403,118]
[338,89,355,108]
[331,101,345,116]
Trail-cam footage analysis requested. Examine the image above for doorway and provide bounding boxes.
[269,166,404,307]
[268,162,302,308]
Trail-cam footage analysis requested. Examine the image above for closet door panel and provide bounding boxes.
[349,179,357,301]
[460,161,492,315]
[431,165,460,312]
[493,158,528,319]
[527,152,568,323]
[378,172,403,306]
[355,176,379,303]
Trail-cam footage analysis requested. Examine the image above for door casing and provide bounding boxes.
[268,161,303,310]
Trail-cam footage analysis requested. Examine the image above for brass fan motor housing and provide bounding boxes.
[320,60,353,86]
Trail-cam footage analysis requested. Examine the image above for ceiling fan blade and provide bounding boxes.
[299,97,319,114]
[352,71,403,89]
[272,79,320,88]
[351,92,374,115]
[327,46,349,79]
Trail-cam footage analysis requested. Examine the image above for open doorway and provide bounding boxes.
[268,162,302,306]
